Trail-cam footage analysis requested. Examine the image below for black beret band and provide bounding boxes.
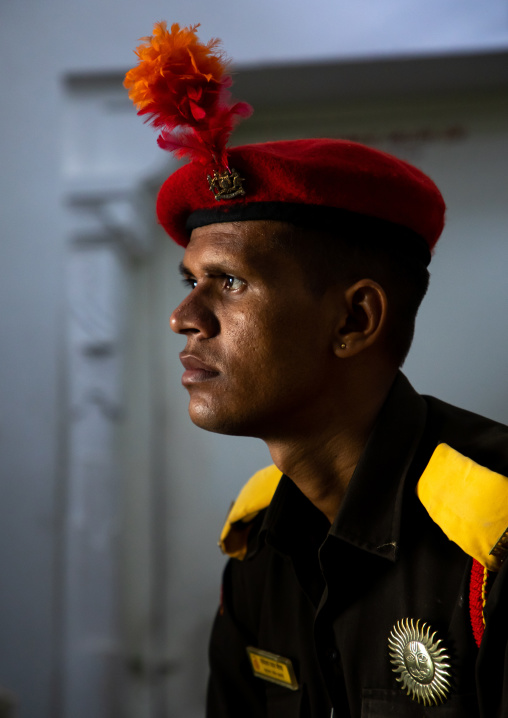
[186,202,432,267]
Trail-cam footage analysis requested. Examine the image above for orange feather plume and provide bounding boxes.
[124,22,252,167]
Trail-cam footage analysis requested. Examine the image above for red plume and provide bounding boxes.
[124,22,252,167]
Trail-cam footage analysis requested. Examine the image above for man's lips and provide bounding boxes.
[179,352,220,385]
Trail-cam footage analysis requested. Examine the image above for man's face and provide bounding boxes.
[170,220,341,439]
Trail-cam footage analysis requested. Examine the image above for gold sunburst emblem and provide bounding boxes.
[388,618,451,706]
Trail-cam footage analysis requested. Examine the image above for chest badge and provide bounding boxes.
[246,647,299,690]
[388,618,451,706]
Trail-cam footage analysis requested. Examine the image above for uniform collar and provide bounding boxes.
[329,372,427,560]
[255,372,427,562]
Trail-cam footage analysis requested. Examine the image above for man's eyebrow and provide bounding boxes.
[178,261,193,277]
[179,260,240,277]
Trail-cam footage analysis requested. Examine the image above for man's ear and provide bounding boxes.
[332,279,388,357]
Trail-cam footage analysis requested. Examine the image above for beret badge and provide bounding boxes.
[207,167,245,200]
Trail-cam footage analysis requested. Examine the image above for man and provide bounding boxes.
[126,22,508,717]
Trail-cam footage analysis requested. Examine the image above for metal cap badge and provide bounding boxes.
[207,168,245,200]
[388,618,452,706]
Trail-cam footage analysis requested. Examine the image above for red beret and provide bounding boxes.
[156,138,445,262]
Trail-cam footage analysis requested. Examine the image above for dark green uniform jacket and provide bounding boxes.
[207,373,508,717]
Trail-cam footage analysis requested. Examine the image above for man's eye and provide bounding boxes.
[224,275,244,291]
[182,277,197,290]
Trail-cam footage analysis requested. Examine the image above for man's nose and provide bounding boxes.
[170,292,220,338]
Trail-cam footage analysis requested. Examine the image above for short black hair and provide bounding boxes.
[267,218,430,367]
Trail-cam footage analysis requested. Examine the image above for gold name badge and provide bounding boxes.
[246,647,299,690]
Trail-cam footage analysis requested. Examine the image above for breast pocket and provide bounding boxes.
[361,689,480,717]
[265,682,303,718]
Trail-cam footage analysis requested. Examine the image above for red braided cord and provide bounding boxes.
[469,558,487,647]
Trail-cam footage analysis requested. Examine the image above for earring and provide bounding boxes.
[340,343,346,350]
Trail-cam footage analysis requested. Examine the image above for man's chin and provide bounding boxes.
[188,401,257,438]
[189,412,243,436]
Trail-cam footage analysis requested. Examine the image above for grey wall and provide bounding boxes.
[0,7,66,717]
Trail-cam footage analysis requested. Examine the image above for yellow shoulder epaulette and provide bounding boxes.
[417,443,508,571]
[219,464,282,559]
[220,445,508,568]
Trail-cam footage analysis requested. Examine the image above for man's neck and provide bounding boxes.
[266,374,395,523]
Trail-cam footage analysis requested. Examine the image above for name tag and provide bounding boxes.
[246,647,299,690]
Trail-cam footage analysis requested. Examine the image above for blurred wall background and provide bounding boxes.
[1,1,507,717]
